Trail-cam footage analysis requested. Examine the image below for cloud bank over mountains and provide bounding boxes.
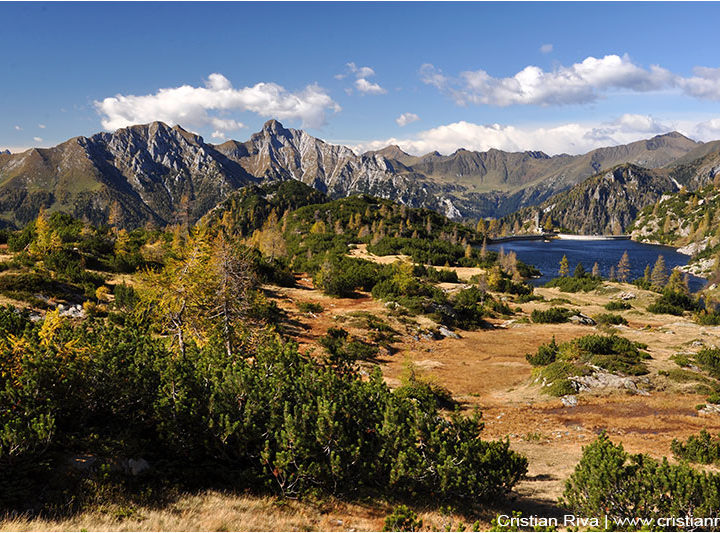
[420,54,720,107]
[87,55,720,158]
[353,114,720,156]
[94,73,341,134]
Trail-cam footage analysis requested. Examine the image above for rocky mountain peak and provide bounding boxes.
[262,119,287,135]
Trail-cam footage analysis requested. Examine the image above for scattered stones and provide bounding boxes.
[570,372,650,395]
[618,292,636,300]
[58,304,85,319]
[561,395,578,407]
[438,326,460,339]
[569,313,595,325]
[677,238,709,256]
[700,404,720,415]
[126,457,150,476]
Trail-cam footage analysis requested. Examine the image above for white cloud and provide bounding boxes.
[94,73,341,134]
[419,63,448,89]
[351,114,720,157]
[345,62,375,79]
[14,125,21,131]
[33,137,43,143]
[355,78,386,95]
[38,124,46,129]
[338,62,386,95]
[0,146,32,154]
[692,117,720,139]
[679,67,720,100]
[396,112,420,127]
[540,43,553,54]
[420,54,720,106]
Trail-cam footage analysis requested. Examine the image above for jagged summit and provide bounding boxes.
[262,118,285,133]
[0,119,714,230]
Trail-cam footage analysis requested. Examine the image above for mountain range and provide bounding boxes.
[502,140,720,235]
[0,120,716,230]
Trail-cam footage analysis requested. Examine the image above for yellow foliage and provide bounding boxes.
[95,286,110,302]
[115,228,130,256]
[39,309,63,347]
[310,220,326,234]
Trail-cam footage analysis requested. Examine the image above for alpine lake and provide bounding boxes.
[486,237,706,292]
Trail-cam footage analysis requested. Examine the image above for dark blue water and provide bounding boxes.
[486,238,706,292]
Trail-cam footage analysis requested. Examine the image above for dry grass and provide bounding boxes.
[1,492,384,532]
[0,491,499,532]
[10,267,720,530]
[272,275,720,506]
[348,244,486,281]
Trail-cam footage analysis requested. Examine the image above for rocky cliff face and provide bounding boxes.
[0,122,255,227]
[214,120,451,213]
[504,164,682,235]
[629,146,720,277]
[0,120,710,229]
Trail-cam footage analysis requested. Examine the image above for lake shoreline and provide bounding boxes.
[486,237,707,291]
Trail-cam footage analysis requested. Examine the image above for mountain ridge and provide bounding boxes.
[0,121,712,229]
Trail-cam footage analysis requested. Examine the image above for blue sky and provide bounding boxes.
[3,2,720,155]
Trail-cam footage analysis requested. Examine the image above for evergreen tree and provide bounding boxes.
[29,207,62,257]
[662,216,672,234]
[650,255,668,289]
[107,200,122,230]
[667,267,689,295]
[543,216,554,232]
[574,262,586,278]
[559,255,569,277]
[616,251,631,282]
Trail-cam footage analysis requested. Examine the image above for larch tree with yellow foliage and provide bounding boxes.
[29,208,62,258]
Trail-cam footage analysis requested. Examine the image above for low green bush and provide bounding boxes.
[526,337,559,366]
[593,313,628,326]
[297,301,324,314]
[604,300,631,311]
[672,430,720,465]
[544,276,602,293]
[515,293,544,303]
[696,310,720,325]
[647,301,685,316]
[383,505,423,532]
[1,316,528,512]
[648,288,701,316]
[531,307,573,323]
[528,334,650,392]
[694,348,720,379]
[319,327,379,366]
[564,433,720,528]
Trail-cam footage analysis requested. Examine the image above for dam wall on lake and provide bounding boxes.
[555,234,630,241]
[488,233,630,244]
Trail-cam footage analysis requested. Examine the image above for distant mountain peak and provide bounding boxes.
[363,144,411,160]
[656,131,694,141]
[262,118,286,134]
[0,119,712,231]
